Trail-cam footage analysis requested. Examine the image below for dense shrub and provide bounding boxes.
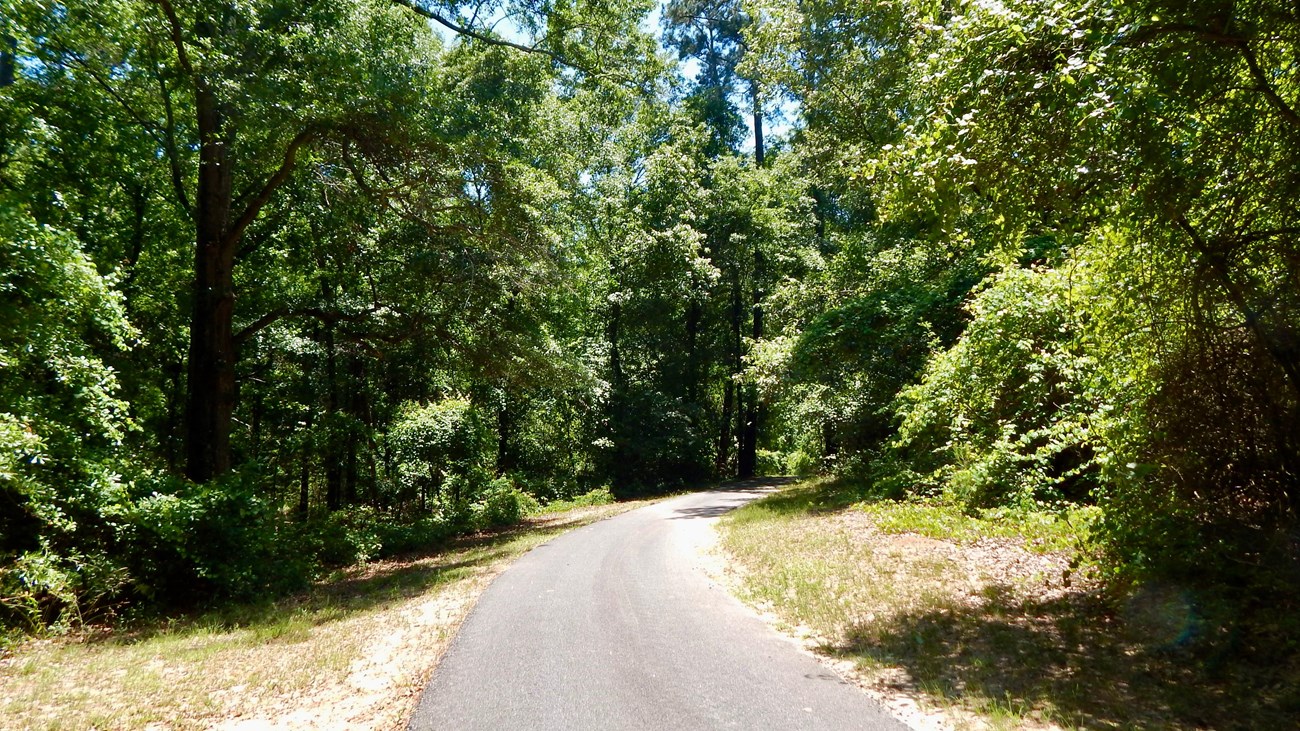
[755,449,786,477]
[893,263,1101,509]
[120,472,311,603]
[0,544,127,634]
[472,478,540,528]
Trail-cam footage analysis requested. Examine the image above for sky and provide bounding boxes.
[426,1,798,151]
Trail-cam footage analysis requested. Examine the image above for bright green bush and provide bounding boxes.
[389,399,494,507]
[472,478,540,528]
[0,202,137,630]
[893,262,1102,509]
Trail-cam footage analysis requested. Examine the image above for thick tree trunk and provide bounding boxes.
[751,79,764,167]
[184,83,237,483]
[685,299,701,404]
[738,399,757,478]
[716,380,734,477]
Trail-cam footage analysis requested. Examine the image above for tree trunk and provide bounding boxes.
[685,299,701,404]
[822,420,838,461]
[716,380,734,477]
[739,250,765,479]
[346,355,365,505]
[608,297,623,393]
[298,413,313,521]
[736,80,767,479]
[323,317,342,512]
[739,248,766,478]
[497,393,515,475]
[718,266,743,477]
[165,360,184,471]
[607,289,626,481]
[184,81,237,483]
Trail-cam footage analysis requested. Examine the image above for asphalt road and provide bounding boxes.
[407,480,910,730]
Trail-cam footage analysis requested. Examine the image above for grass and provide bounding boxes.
[856,500,1099,554]
[718,478,1300,730]
[0,500,649,731]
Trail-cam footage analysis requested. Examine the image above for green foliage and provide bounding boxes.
[894,263,1101,508]
[472,478,540,528]
[389,399,493,505]
[536,486,615,514]
[0,543,127,634]
[0,201,133,546]
[4,0,1297,665]
[121,473,310,603]
[740,0,1300,655]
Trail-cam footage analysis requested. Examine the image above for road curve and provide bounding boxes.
[407,480,910,730]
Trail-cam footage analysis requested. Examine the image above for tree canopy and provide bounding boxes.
[3,0,1298,663]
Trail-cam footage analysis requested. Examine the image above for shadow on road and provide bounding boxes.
[715,476,800,491]
[667,477,799,520]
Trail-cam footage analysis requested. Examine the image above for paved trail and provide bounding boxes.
[408,480,910,730]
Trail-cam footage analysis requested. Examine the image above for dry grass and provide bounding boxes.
[0,502,647,731]
[717,479,1300,730]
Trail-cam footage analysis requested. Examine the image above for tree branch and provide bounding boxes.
[1124,23,1300,130]
[1236,40,1300,130]
[224,128,319,250]
[234,304,385,345]
[1175,214,1300,397]
[156,68,194,216]
[390,0,593,75]
[153,0,195,77]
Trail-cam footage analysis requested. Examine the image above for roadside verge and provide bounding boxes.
[715,478,1295,730]
[0,502,648,730]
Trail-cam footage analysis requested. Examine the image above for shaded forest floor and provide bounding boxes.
[717,479,1300,730]
[0,501,651,730]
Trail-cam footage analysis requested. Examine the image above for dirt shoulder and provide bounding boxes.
[0,502,646,731]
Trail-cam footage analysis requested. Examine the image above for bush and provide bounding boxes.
[892,264,1101,510]
[120,472,310,603]
[786,450,820,477]
[756,450,788,477]
[0,544,127,633]
[370,516,460,555]
[472,478,539,528]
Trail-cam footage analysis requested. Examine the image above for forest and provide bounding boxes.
[2,0,1298,663]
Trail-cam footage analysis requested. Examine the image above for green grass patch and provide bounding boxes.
[856,499,1100,554]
